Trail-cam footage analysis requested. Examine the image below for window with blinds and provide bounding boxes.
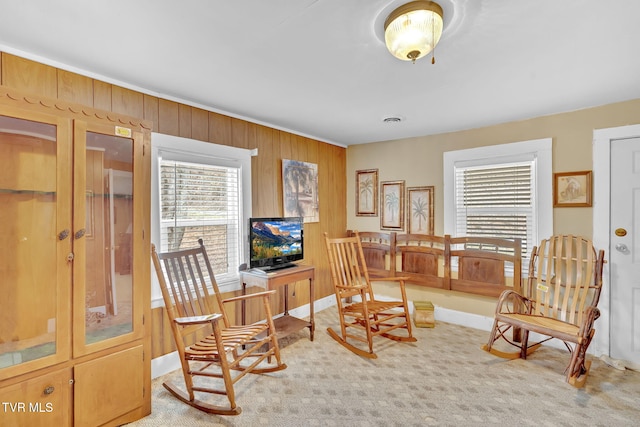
[454,161,535,258]
[159,160,241,280]
[444,138,553,275]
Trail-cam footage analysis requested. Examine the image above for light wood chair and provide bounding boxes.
[323,232,416,358]
[151,239,287,415]
[482,235,605,387]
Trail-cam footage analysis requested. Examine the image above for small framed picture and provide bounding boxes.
[553,170,592,207]
[380,180,405,230]
[407,186,434,234]
[356,169,378,216]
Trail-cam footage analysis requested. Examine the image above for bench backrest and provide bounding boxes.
[350,230,396,278]
[527,235,605,326]
[350,231,523,297]
[450,236,522,297]
[395,233,449,289]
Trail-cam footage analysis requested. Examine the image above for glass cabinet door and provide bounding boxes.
[73,123,142,355]
[0,112,72,376]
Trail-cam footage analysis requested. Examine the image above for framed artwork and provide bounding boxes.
[356,169,378,216]
[553,170,592,207]
[282,159,319,222]
[407,186,434,234]
[380,180,405,230]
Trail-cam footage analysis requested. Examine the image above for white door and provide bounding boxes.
[610,136,640,369]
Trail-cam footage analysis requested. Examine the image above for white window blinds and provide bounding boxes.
[444,138,553,273]
[454,161,535,257]
[159,160,240,279]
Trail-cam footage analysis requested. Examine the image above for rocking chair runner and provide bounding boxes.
[482,235,605,387]
[151,239,286,415]
[323,232,416,359]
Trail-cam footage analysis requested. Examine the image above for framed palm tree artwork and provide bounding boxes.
[282,159,319,222]
[380,180,405,231]
[356,169,378,216]
[407,186,434,234]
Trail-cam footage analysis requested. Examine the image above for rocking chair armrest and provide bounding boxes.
[585,305,600,321]
[174,313,223,325]
[222,289,277,304]
[495,289,531,315]
[576,306,600,340]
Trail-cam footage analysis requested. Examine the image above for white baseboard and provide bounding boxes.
[151,350,180,379]
[433,306,495,331]
[286,293,336,319]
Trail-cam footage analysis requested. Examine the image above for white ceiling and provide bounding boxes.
[1,0,639,146]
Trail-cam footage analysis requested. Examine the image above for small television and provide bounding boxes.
[249,217,304,271]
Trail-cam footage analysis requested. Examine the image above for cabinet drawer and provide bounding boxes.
[74,345,144,427]
[0,367,72,427]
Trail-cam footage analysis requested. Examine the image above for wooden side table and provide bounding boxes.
[240,264,315,341]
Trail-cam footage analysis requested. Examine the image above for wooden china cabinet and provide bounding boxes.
[0,86,151,426]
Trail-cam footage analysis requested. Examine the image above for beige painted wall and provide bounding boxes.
[346,98,640,317]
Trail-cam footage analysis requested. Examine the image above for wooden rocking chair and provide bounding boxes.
[323,232,416,359]
[151,239,287,415]
[482,235,605,387]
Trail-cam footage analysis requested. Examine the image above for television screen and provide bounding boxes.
[249,217,303,270]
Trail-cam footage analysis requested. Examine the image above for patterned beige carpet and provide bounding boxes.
[127,309,640,426]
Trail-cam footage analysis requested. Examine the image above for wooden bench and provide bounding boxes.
[395,233,449,290]
[353,231,396,278]
[449,236,522,298]
[482,235,605,387]
[350,231,522,298]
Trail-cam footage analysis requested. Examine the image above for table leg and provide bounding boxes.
[284,284,289,315]
[309,276,315,341]
[241,282,246,325]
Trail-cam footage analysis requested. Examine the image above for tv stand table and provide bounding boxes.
[240,264,315,341]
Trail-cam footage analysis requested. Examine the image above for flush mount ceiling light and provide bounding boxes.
[384,1,444,64]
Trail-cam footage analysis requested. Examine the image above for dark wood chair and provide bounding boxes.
[323,231,416,358]
[151,239,286,415]
[482,235,605,387]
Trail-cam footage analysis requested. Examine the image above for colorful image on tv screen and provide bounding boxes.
[251,220,302,260]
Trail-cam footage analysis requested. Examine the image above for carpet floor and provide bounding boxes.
[127,308,640,426]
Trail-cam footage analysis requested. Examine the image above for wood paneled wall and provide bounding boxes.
[0,52,347,359]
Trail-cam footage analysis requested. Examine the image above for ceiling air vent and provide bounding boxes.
[383,116,403,123]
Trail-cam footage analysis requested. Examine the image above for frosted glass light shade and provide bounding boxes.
[384,1,443,62]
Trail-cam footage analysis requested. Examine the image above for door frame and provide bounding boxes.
[593,123,640,357]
